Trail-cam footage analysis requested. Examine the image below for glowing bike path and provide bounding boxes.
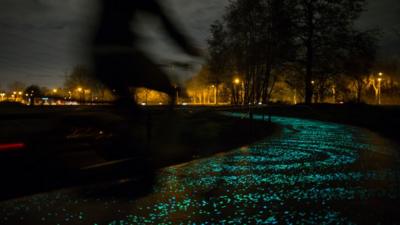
[1,114,400,224]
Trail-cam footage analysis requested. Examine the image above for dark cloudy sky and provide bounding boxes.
[0,0,399,89]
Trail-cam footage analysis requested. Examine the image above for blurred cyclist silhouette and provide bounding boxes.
[92,0,200,108]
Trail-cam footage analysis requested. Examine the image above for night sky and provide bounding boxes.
[0,0,399,89]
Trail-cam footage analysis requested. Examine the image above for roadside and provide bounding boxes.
[227,104,400,145]
[0,105,277,201]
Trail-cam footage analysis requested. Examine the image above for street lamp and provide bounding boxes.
[53,89,58,94]
[76,87,84,103]
[378,76,383,105]
[233,78,242,105]
[210,85,217,105]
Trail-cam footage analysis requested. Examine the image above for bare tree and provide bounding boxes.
[8,81,26,93]
[343,30,378,103]
[208,0,297,104]
[294,0,367,104]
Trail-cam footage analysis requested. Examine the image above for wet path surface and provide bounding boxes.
[1,114,400,224]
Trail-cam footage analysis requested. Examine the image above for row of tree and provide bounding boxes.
[5,65,171,105]
[203,0,380,105]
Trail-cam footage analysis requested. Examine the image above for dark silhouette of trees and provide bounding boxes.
[207,21,231,104]
[294,0,367,104]
[64,65,118,102]
[64,65,98,92]
[208,0,297,105]
[375,57,400,100]
[24,85,42,106]
[343,30,378,103]
[8,81,26,93]
[206,0,379,105]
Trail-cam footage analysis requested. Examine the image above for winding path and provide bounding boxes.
[1,114,400,224]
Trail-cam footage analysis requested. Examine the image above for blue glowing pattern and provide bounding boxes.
[1,113,400,224]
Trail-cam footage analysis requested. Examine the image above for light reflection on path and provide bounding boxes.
[1,114,400,224]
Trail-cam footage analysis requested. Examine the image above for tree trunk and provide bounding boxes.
[357,80,363,104]
[304,2,314,105]
[262,66,272,104]
[30,97,35,106]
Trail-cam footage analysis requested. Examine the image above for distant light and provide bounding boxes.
[234,78,240,84]
[182,102,188,106]
[378,78,382,82]
[53,89,58,93]
[18,92,22,95]
[159,102,163,105]
[258,102,263,105]
[379,72,383,76]
[141,103,146,106]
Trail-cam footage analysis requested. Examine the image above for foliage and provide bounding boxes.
[134,88,170,105]
[64,65,114,101]
[64,65,98,91]
[343,30,378,103]
[294,0,368,104]
[8,81,26,93]
[24,85,42,106]
[205,0,377,105]
[207,0,298,104]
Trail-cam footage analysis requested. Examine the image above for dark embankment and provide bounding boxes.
[0,105,277,201]
[227,104,400,144]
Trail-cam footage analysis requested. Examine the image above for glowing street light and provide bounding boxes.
[53,89,58,94]
[378,75,383,105]
[77,87,83,92]
[233,78,242,105]
[210,85,217,105]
